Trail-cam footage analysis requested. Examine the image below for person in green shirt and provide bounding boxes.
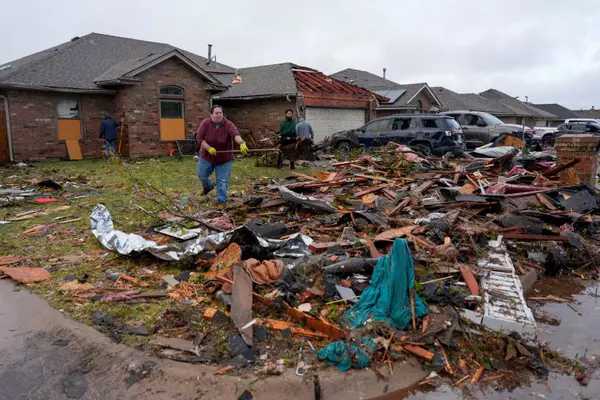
[277,109,298,169]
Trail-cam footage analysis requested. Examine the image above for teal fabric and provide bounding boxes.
[317,337,377,371]
[344,238,428,329]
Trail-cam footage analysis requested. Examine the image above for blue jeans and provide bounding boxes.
[104,139,116,158]
[196,157,232,204]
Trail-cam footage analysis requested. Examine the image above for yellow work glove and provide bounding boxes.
[207,147,217,156]
[240,142,249,155]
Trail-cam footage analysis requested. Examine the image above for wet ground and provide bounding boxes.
[386,277,600,400]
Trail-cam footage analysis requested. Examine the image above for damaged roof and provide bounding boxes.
[331,68,441,109]
[214,63,383,101]
[0,33,235,92]
[479,89,556,118]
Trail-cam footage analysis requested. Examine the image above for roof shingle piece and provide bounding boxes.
[0,33,235,91]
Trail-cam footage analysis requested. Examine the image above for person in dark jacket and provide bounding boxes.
[99,115,123,158]
[196,105,248,204]
[277,109,297,169]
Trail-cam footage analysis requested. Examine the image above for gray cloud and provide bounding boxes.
[1,0,599,108]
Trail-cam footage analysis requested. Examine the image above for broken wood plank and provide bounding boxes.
[502,233,568,241]
[411,288,416,329]
[520,260,546,271]
[388,197,411,217]
[0,267,51,283]
[459,265,479,296]
[412,180,435,196]
[353,183,391,198]
[292,172,319,181]
[374,225,417,241]
[231,264,253,346]
[458,183,477,195]
[362,234,382,258]
[422,314,429,334]
[352,173,396,183]
[536,193,558,210]
[471,365,485,384]
[215,366,235,375]
[542,158,580,177]
[255,318,328,339]
[287,177,368,189]
[402,345,434,361]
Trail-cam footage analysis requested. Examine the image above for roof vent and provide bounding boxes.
[71,36,80,42]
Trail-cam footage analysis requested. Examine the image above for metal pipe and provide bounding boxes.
[0,95,14,162]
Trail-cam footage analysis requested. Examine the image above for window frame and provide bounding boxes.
[159,99,185,119]
[159,85,184,97]
[364,118,391,132]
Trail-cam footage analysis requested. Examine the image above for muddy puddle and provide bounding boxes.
[381,278,600,400]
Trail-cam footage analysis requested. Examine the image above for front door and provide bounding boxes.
[0,109,9,165]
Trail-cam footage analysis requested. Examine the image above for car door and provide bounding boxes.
[390,117,414,145]
[420,118,443,146]
[460,113,488,148]
[360,118,391,148]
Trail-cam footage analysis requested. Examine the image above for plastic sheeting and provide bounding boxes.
[90,204,312,261]
[344,238,428,329]
[317,337,377,371]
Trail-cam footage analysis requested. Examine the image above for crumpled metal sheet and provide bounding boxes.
[279,187,337,213]
[90,204,312,261]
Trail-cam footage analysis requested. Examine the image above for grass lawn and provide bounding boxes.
[0,156,306,347]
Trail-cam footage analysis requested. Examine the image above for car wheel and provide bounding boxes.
[541,134,555,148]
[336,141,353,154]
[410,143,432,156]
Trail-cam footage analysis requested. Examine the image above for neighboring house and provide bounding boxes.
[0,33,234,163]
[531,103,580,127]
[212,63,383,143]
[432,87,557,127]
[572,107,600,120]
[331,68,442,118]
[478,89,556,127]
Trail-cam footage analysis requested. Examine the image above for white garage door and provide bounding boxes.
[305,107,366,143]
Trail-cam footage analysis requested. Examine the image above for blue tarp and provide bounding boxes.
[317,239,428,370]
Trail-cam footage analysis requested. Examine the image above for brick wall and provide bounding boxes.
[116,57,211,158]
[4,89,116,161]
[555,134,600,186]
[407,90,432,113]
[218,97,297,143]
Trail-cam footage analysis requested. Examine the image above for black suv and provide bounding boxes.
[329,114,465,156]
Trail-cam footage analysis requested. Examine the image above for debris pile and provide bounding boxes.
[3,144,598,391]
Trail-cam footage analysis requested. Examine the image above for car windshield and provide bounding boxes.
[481,113,504,125]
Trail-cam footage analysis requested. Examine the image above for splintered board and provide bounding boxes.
[65,139,82,160]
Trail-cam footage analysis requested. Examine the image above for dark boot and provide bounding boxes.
[290,160,295,170]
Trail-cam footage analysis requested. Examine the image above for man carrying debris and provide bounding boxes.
[277,109,297,170]
[296,117,316,161]
[196,105,248,204]
[99,115,123,158]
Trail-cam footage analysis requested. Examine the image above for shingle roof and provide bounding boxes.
[331,68,439,108]
[212,63,298,99]
[532,103,578,119]
[0,33,235,91]
[431,87,509,114]
[479,89,556,118]
[572,109,600,119]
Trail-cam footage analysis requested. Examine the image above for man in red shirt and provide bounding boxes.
[196,105,248,204]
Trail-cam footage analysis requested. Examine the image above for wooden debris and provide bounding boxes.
[59,281,94,292]
[402,345,434,361]
[0,255,22,266]
[353,183,391,198]
[502,233,568,241]
[255,318,328,339]
[374,225,417,241]
[215,366,235,375]
[422,314,429,334]
[536,193,557,210]
[458,183,477,195]
[471,365,485,384]
[362,234,382,258]
[454,375,470,386]
[459,265,479,296]
[0,267,51,283]
[436,338,455,376]
[388,197,411,217]
[352,173,396,183]
[203,307,230,320]
[411,288,416,329]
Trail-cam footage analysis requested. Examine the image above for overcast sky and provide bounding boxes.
[2,0,599,109]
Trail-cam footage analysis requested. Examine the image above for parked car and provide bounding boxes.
[532,127,559,147]
[441,110,532,149]
[329,114,465,156]
[552,122,600,143]
[564,118,600,124]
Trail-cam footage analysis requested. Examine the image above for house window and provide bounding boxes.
[416,100,423,113]
[159,86,185,141]
[159,86,184,97]
[56,98,80,119]
[160,100,184,119]
[56,98,81,140]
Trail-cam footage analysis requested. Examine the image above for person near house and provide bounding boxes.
[196,105,248,204]
[277,109,297,169]
[296,117,316,161]
[99,115,123,158]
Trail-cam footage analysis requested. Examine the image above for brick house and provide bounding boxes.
[212,63,384,143]
[331,68,442,118]
[0,33,235,163]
